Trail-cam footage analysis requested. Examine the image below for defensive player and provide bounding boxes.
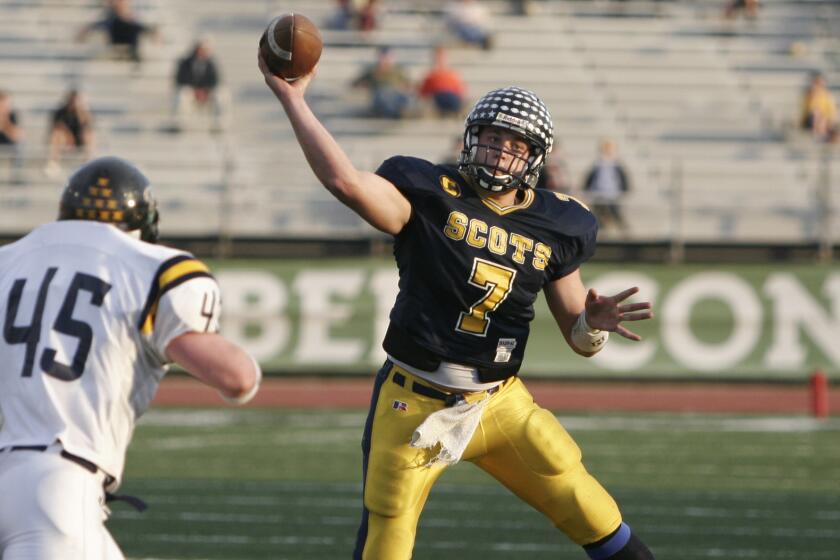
[259,54,655,559]
[0,157,261,559]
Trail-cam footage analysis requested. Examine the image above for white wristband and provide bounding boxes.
[220,355,263,405]
[570,310,609,354]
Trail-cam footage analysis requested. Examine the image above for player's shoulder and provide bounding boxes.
[135,242,214,289]
[79,222,202,275]
[378,155,462,197]
[135,242,215,335]
[0,222,102,261]
[0,231,29,258]
[44,221,210,278]
[533,189,598,243]
[377,155,442,182]
[534,190,598,236]
[378,154,435,175]
[130,235,190,263]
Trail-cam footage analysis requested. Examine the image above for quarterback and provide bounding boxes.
[259,53,655,559]
[0,157,261,559]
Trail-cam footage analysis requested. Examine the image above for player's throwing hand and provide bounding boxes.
[258,51,315,98]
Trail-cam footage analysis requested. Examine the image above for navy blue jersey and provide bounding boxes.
[377,156,597,376]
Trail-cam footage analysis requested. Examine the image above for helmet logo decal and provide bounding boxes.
[494,112,529,130]
[76,179,123,223]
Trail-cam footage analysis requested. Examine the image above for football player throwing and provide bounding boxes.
[259,53,654,560]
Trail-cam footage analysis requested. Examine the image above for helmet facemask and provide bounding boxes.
[460,124,546,192]
[458,86,554,193]
[139,201,160,243]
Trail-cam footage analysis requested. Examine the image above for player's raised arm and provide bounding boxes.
[258,53,411,236]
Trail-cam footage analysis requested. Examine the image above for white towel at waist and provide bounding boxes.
[409,396,490,467]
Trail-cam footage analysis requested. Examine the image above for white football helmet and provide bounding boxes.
[458,86,554,192]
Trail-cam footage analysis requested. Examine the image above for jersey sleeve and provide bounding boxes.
[149,276,221,360]
[137,254,220,362]
[375,156,435,203]
[549,199,599,280]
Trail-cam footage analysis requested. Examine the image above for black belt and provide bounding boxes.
[0,445,98,473]
[1,445,147,512]
[391,369,499,407]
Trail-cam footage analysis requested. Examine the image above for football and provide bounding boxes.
[259,13,323,81]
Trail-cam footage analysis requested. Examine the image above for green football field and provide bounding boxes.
[110,408,840,559]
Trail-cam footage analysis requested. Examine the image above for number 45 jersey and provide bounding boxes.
[378,156,597,380]
[0,221,219,488]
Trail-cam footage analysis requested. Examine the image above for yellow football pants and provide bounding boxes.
[353,361,622,560]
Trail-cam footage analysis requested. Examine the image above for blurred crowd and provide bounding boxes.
[0,0,837,224]
[800,72,839,145]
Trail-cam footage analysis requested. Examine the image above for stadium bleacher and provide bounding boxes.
[0,0,838,244]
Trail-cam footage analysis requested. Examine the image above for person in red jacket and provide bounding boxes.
[418,46,467,118]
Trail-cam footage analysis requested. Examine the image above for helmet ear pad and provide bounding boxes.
[58,156,160,243]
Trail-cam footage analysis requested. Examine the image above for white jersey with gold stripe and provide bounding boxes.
[0,221,220,488]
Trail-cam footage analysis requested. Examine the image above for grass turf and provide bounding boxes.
[110,409,840,559]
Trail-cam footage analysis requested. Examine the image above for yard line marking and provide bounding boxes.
[138,410,366,428]
[127,534,337,546]
[138,410,244,427]
[123,479,840,502]
[139,409,840,433]
[138,429,360,450]
[632,523,840,539]
[558,415,840,432]
[125,479,361,492]
[650,546,838,559]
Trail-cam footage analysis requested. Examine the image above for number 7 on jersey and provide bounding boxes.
[456,258,517,337]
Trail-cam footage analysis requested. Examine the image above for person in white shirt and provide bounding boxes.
[0,156,261,559]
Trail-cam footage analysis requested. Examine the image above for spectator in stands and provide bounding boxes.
[325,0,356,30]
[171,39,226,133]
[0,91,23,183]
[44,90,95,177]
[418,46,467,118]
[800,72,839,144]
[77,0,157,63]
[509,0,536,16]
[325,0,380,32]
[358,0,381,33]
[352,46,414,119]
[582,138,630,233]
[444,0,494,50]
[723,0,760,20]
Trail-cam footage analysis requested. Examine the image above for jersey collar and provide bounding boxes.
[456,170,536,216]
[479,188,535,215]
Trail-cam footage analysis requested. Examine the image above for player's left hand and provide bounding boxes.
[584,287,653,341]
